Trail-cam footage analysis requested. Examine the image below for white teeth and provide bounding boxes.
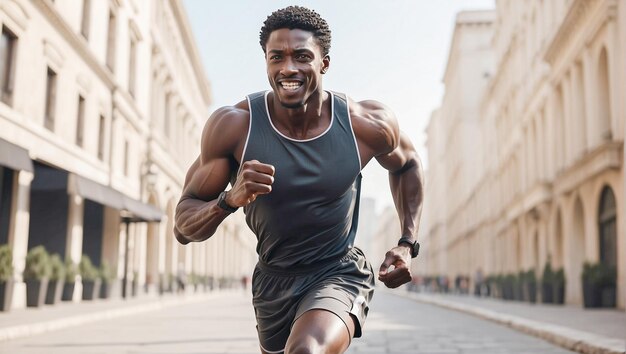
[281,82,302,90]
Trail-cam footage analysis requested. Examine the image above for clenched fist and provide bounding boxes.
[226,160,275,207]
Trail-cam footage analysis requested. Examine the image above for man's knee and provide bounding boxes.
[285,328,348,354]
[284,334,321,354]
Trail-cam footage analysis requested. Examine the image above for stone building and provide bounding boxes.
[0,0,256,310]
[423,0,625,309]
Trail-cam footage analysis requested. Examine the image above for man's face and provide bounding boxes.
[265,28,329,109]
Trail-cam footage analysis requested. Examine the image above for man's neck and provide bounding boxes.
[270,90,330,140]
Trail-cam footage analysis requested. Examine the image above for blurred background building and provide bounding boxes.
[0,0,256,310]
[421,0,624,309]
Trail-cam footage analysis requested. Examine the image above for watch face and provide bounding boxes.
[218,191,237,213]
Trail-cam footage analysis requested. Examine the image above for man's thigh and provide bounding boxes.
[285,309,354,354]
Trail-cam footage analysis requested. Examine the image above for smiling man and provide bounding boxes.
[174,6,424,354]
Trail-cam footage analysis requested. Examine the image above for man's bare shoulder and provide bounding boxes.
[347,97,399,155]
[201,99,250,160]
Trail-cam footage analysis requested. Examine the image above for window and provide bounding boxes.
[0,26,17,105]
[598,187,617,268]
[97,115,105,160]
[80,0,91,39]
[44,67,57,131]
[128,37,137,97]
[76,95,85,147]
[106,11,116,71]
[123,140,129,176]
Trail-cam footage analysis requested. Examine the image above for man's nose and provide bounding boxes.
[280,59,298,76]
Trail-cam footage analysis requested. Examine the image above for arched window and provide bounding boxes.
[598,186,617,267]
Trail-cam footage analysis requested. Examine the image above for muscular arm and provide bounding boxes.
[174,105,246,245]
[377,132,424,242]
[351,99,424,289]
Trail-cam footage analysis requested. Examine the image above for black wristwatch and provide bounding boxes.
[217,191,238,213]
[398,237,420,258]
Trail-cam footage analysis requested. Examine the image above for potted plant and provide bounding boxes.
[79,255,100,300]
[493,275,503,299]
[541,261,554,303]
[582,262,601,308]
[190,272,199,292]
[45,254,65,305]
[98,260,116,299]
[23,246,51,307]
[62,259,78,301]
[598,264,617,308]
[513,272,524,301]
[131,271,139,297]
[167,273,177,293]
[525,269,537,303]
[0,244,13,312]
[553,268,565,304]
[502,274,515,300]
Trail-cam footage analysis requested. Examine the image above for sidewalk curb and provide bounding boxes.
[392,290,625,354]
[0,291,229,343]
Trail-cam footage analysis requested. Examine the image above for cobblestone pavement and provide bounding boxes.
[348,290,576,354]
[0,289,576,353]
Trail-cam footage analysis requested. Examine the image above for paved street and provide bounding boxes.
[0,289,576,354]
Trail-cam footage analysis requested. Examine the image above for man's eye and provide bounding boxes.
[296,54,311,60]
[270,55,281,60]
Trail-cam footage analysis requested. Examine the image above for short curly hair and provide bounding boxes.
[259,6,331,57]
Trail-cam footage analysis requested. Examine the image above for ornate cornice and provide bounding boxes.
[544,0,603,65]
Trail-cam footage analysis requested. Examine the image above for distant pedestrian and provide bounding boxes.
[176,263,186,293]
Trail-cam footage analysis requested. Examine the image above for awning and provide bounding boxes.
[69,174,162,222]
[0,138,34,172]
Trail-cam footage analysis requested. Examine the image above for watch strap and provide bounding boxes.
[398,236,420,258]
[217,191,238,213]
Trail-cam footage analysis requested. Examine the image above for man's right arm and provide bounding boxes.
[173,105,246,245]
[174,103,275,245]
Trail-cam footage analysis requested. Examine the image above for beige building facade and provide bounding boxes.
[0,0,255,310]
[423,0,625,309]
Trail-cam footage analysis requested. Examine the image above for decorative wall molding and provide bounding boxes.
[544,0,604,65]
[1,0,30,31]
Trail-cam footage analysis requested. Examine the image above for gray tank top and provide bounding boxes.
[241,91,362,269]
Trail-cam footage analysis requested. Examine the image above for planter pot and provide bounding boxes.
[502,284,511,300]
[25,278,48,307]
[541,283,554,303]
[62,282,76,301]
[0,280,14,312]
[513,284,523,301]
[553,283,565,304]
[45,280,64,305]
[527,283,537,303]
[82,279,101,300]
[99,281,114,299]
[601,285,616,308]
[582,281,601,308]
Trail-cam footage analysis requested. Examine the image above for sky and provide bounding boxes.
[183,0,495,212]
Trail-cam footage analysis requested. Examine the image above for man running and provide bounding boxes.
[175,6,423,354]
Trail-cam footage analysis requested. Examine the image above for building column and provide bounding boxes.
[562,71,573,166]
[102,207,121,295]
[582,48,597,150]
[619,0,626,311]
[8,170,33,310]
[65,194,84,302]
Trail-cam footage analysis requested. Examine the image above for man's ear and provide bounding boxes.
[321,55,330,74]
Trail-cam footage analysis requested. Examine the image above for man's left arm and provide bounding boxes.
[376,131,424,289]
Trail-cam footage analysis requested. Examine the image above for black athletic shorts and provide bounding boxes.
[251,247,375,353]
